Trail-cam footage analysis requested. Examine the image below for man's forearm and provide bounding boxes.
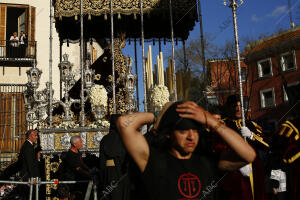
[117,112,153,172]
[118,112,154,132]
[207,117,256,163]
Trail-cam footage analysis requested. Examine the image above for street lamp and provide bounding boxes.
[224,0,246,127]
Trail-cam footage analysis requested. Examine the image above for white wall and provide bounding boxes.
[0,0,61,99]
[0,0,104,99]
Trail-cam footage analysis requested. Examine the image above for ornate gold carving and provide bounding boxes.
[50,179,59,190]
[50,162,60,173]
[54,133,80,150]
[107,75,112,83]
[54,0,172,18]
[45,156,51,195]
[107,33,130,115]
[87,132,98,149]
[95,74,101,81]
[87,132,109,148]
[0,154,18,172]
[102,56,107,63]
[54,133,66,150]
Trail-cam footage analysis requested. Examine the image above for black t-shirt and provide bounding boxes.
[64,150,87,181]
[141,147,218,200]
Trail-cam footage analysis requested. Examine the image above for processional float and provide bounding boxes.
[22,0,198,198]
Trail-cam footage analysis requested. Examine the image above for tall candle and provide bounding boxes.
[157,55,161,85]
[148,46,153,87]
[159,52,164,85]
[154,64,158,85]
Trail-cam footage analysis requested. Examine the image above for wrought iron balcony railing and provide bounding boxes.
[0,40,37,63]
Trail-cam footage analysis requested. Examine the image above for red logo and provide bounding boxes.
[178,173,201,198]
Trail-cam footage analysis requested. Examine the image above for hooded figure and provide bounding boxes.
[98,114,132,200]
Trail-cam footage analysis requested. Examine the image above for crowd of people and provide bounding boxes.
[0,86,299,200]
[7,31,27,58]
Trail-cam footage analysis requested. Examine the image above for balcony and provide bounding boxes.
[0,40,36,67]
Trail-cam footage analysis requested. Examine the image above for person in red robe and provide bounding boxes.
[276,118,300,200]
[275,83,300,200]
[212,95,269,200]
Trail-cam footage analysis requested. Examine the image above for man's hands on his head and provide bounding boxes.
[176,101,219,129]
[176,101,256,164]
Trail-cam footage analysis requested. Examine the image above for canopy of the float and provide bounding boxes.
[54,0,198,40]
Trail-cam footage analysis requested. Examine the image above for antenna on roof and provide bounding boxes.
[287,0,295,29]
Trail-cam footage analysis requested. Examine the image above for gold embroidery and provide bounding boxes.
[253,133,269,147]
[54,0,194,18]
[284,152,300,164]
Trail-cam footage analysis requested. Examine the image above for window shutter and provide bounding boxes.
[25,7,29,36]
[0,5,6,48]
[29,6,35,42]
[28,6,35,57]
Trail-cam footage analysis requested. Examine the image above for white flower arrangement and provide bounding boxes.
[55,121,80,130]
[90,84,108,108]
[90,120,110,128]
[150,85,170,107]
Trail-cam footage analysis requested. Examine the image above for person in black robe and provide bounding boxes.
[98,114,133,200]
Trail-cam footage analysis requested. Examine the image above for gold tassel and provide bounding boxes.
[133,13,137,20]
[118,13,121,19]
[59,16,62,21]
[88,14,91,20]
[104,13,107,20]
[75,15,78,21]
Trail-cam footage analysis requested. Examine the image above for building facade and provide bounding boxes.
[245,27,300,132]
[0,0,103,163]
[207,26,300,133]
[207,58,250,114]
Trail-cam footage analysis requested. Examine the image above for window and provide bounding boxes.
[281,51,296,71]
[0,84,27,153]
[207,96,219,105]
[241,68,246,81]
[283,82,299,102]
[18,12,26,33]
[260,88,275,108]
[257,58,272,78]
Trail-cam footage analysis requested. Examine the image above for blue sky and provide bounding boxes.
[123,0,300,110]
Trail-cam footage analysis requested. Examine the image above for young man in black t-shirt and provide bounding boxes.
[117,101,256,200]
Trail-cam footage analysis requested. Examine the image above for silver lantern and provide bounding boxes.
[84,61,95,89]
[26,67,42,89]
[58,54,74,83]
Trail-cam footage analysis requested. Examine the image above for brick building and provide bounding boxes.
[245,26,300,132]
[206,58,250,115]
[207,26,300,133]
